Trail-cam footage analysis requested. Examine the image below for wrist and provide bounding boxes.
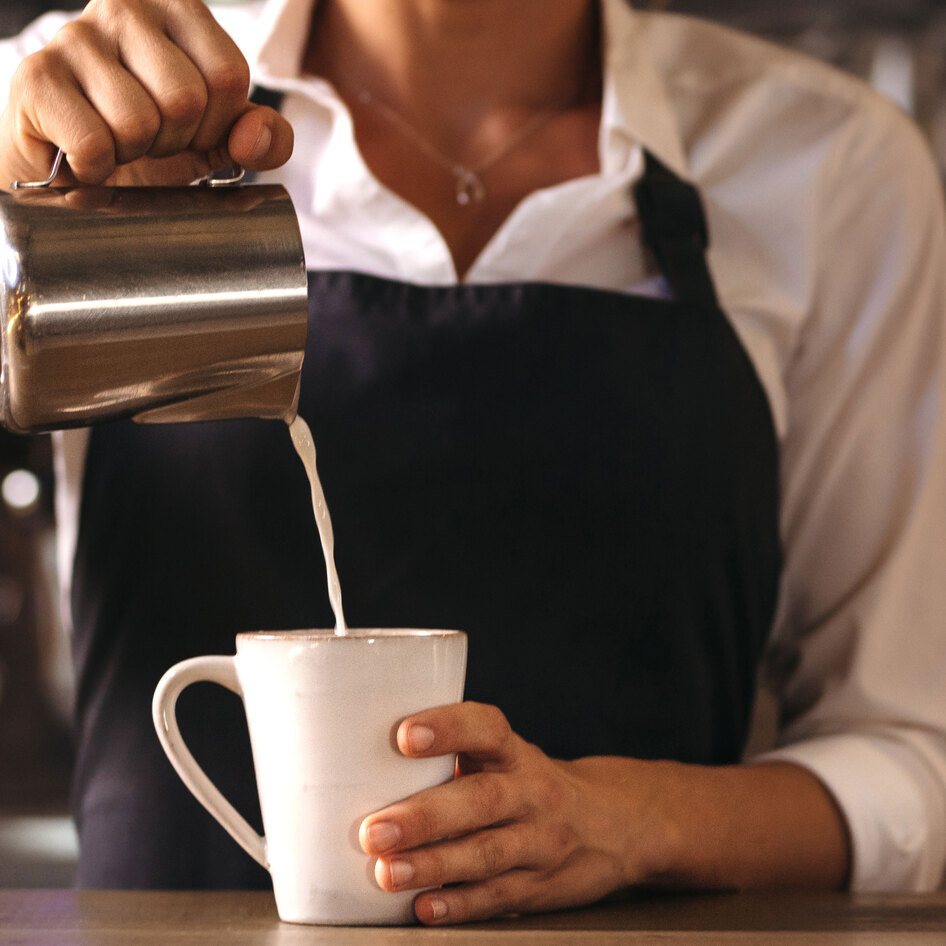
[634,760,850,891]
[562,756,692,889]
[621,758,697,887]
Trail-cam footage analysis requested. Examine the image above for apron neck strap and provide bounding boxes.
[250,85,287,113]
[634,152,719,307]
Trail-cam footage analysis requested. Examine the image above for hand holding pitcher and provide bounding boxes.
[0,0,293,187]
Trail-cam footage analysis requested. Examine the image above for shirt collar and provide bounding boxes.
[246,0,690,180]
[600,0,690,180]
[250,0,318,82]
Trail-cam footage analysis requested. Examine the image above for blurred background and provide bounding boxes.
[0,2,85,893]
[1,0,945,888]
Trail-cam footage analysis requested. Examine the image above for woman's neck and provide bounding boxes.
[305,0,600,159]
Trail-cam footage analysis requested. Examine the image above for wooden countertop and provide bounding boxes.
[2,889,946,944]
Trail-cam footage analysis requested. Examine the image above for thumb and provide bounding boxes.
[227,106,294,171]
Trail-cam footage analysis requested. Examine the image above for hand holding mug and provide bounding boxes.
[360,701,657,925]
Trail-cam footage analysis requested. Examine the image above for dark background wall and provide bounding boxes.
[0,0,82,36]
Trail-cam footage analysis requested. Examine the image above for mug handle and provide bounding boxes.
[152,656,268,869]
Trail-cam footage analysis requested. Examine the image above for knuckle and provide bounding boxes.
[540,818,575,866]
[12,43,73,96]
[72,125,110,161]
[155,83,207,125]
[553,813,576,850]
[113,106,161,152]
[73,4,132,50]
[531,768,565,813]
[84,0,146,30]
[204,60,250,100]
[164,0,203,17]
[483,874,523,918]
[413,804,442,844]
[472,772,509,822]
[50,17,97,51]
[9,56,45,100]
[472,832,508,878]
[418,843,448,882]
[81,0,118,18]
[477,703,513,750]
[67,127,115,180]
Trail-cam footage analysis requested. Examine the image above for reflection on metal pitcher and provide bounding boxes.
[0,181,308,434]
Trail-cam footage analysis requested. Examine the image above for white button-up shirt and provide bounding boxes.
[3,0,946,893]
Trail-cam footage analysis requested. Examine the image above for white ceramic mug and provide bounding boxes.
[152,629,467,925]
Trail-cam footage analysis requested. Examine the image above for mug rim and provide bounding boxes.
[236,628,465,641]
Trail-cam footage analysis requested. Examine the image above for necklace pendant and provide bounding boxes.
[453,167,486,205]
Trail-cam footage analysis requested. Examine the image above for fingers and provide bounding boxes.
[413,873,536,926]
[161,0,250,154]
[1,0,292,186]
[413,871,542,926]
[20,16,166,177]
[412,862,604,926]
[373,821,551,892]
[359,703,533,859]
[355,704,638,925]
[113,27,211,160]
[361,768,525,857]
[357,703,630,924]
[228,106,294,171]
[395,701,520,766]
[4,42,115,184]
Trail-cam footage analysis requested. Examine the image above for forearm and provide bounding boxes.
[585,756,851,891]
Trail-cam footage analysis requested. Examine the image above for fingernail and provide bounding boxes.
[408,725,435,753]
[388,858,414,888]
[247,124,272,163]
[366,821,400,853]
[427,897,448,921]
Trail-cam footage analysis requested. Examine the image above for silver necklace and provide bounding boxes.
[356,89,566,205]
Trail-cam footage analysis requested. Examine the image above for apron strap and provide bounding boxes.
[249,85,287,112]
[634,152,719,307]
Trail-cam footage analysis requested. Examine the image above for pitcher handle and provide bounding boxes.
[11,147,65,189]
[11,148,245,189]
[152,656,268,869]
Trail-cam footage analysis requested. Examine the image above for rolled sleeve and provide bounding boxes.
[761,733,946,890]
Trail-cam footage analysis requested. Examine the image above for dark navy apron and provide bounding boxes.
[70,152,781,888]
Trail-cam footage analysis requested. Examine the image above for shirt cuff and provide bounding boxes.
[755,733,946,891]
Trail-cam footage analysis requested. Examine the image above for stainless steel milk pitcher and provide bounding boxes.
[0,161,308,434]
